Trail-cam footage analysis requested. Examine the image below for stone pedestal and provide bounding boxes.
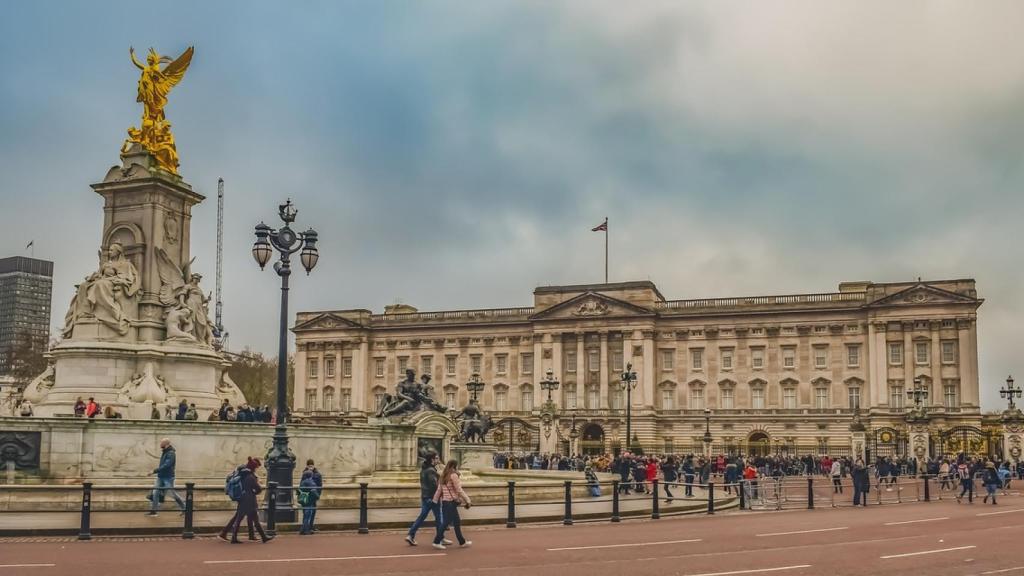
[909,425,931,463]
[450,441,497,472]
[1001,411,1024,465]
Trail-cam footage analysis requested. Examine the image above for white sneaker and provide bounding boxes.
[461,541,472,548]
[432,543,447,550]
[443,539,453,545]
[405,535,417,546]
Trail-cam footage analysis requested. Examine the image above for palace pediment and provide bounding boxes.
[530,291,656,321]
[292,312,365,332]
[867,283,979,308]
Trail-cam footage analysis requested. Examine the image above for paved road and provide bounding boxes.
[2,494,1022,576]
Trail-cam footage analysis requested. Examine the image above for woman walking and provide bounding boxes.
[432,460,472,550]
[219,457,273,543]
[982,461,1000,505]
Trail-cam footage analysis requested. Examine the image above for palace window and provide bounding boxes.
[374,358,385,378]
[889,382,905,409]
[565,350,577,373]
[661,349,675,371]
[752,387,765,410]
[782,346,796,369]
[751,347,764,369]
[814,387,828,409]
[888,343,903,366]
[942,319,955,329]
[306,389,317,410]
[521,353,534,375]
[521,387,534,411]
[941,341,957,364]
[398,356,409,373]
[587,387,599,409]
[814,346,827,369]
[421,355,433,375]
[341,391,351,412]
[721,349,734,370]
[323,388,335,411]
[308,359,319,379]
[783,387,797,409]
[690,387,705,410]
[611,350,624,372]
[342,357,353,378]
[325,358,335,378]
[588,349,600,373]
[943,379,959,408]
[496,354,507,374]
[471,354,482,374]
[445,355,457,376]
[662,389,675,410]
[445,390,456,409]
[691,349,704,370]
[565,389,577,410]
[720,387,734,409]
[611,389,624,410]
[848,387,861,409]
[846,345,860,368]
[495,390,508,412]
[915,342,929,365]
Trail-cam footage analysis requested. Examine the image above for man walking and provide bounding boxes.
[956,461,974,503]
[852,458,869,507]
[406,453,450,546]
[146,438,185,516]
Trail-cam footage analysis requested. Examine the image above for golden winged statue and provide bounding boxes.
[125,46,194,174]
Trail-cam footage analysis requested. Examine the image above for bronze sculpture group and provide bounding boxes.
[375,369,493,443]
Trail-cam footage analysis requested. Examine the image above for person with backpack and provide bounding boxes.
[302,459,323,532]
[431,459,472,550]
[982,461,1001,505]
[145,438,185,516]
[956,461,974,503]
[661,456,677,502]
[297,469,320,535]
[585,464,601,497]
[85,397,100,419]
[219,457,273,543]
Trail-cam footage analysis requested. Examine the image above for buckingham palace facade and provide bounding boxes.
[291,279,984,457]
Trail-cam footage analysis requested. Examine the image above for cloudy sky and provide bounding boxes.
[1,1,1022,409]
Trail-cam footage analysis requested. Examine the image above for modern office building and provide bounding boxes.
[0,256,54,380]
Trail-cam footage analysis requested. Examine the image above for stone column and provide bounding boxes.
[576,332,586,402]
[909,424,931,463]
[599,331,609,409]
[552,332,563,385]
[958,319,980,408]
[352,339,368,413]
[1002,417,1023,466]
[294,344,308,411]
[642,330,655,408]
[869,322,887,408]
[851,430,867,462]
[903,322,914,395]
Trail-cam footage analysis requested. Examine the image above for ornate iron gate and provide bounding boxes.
[871,427,907,460]
[492,418,539,453]
[936,426,998,459]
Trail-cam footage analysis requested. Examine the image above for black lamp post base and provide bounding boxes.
[264,424,297,523]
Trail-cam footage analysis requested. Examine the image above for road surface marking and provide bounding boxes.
[756,527,848,537]
[0,565,55,569]
[548,538,702,551]
[980,568,1024,575]
[884,517,949,525]
[203,553,444,565]
[880,545,976,559]
[683,566,812,576]
[977,508,1024,517]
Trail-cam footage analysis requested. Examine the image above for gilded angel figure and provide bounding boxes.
[126,46,193,173]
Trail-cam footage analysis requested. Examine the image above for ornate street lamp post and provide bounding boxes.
[620,363,638,453]
[466,373,486,402]
[907,377,930,409]
[251,199,319,521]
[1001,375,1021,411]
[568,411,579,455]
[539,369,560,409]
[702,408,713,455]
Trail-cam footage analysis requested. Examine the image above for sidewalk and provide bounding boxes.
[0,491,737,537]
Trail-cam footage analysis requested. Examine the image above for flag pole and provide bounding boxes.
[604,217,608,284]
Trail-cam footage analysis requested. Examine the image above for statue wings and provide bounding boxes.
[160,46,194,89]
[155,247,194,307]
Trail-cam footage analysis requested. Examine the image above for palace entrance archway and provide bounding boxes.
[747,432,770,456]
[580,423,605,456]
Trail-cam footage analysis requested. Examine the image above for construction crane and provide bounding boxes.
[213,177,228,351]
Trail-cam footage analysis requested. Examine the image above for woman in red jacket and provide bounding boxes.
[646,458,658,488]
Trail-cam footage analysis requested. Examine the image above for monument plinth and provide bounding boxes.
[24,46,244,418]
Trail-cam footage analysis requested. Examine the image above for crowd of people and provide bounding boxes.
[213,398,275,423]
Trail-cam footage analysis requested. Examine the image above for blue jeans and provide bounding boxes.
[408,497,440,538]
[300,503,317,534]
[150,476,184,512]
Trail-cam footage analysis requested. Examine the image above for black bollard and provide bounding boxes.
[358,482,369,534]
[183,482,195,539]
[652,479,660,519]
[611,480,621,523]
[78,482,92,541]
[807,477,814,510]
[506,481,517,528]
[739,480,746,510]
[563,480,573,526]
[707,482,715,515]
[266,481,278,537]
[923,475,931,502]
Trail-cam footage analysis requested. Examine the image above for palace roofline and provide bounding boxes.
[293,278,980,331]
